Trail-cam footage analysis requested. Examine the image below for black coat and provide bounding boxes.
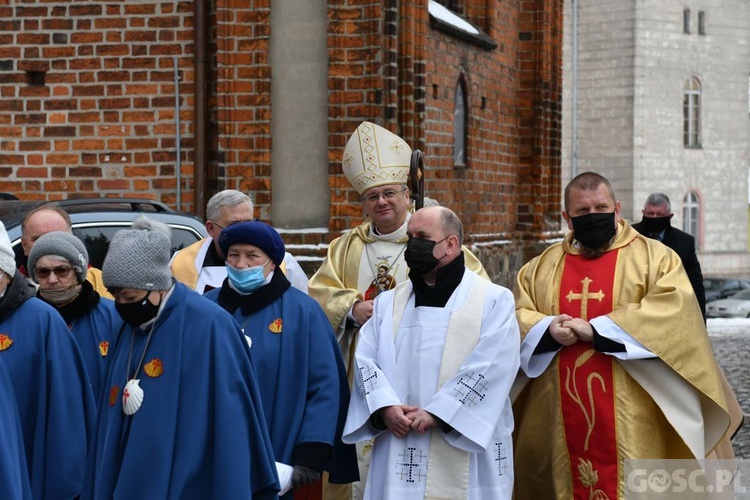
[632,222,706,319]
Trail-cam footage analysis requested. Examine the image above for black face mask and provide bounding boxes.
[570,212,617,250]
[115,294,160,327]
[640,215,671,235]
[404,236,447,276]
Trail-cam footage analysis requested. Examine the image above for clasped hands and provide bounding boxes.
[549,314,594,345]
[380,405,437,438]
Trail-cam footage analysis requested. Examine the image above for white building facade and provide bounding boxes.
[562,0,750,274]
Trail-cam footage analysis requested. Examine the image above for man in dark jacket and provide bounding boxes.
[632,192,706,319]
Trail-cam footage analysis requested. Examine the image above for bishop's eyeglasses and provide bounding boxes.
[362,187,407,204]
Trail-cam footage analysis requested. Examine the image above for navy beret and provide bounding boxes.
[218,221,285,265]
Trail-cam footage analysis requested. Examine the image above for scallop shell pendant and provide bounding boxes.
[122,379,144,415]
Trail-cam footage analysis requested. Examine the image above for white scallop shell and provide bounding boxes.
[122,379,144,415]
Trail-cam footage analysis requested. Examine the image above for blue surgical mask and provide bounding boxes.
[226,259,269,294]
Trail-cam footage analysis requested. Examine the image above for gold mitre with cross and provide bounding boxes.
[342,121,412,195]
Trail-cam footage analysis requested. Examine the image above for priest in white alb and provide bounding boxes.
[343,206,519,499]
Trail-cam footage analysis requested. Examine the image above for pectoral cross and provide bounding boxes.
[565,277,604,321]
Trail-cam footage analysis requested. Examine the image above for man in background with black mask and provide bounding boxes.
[632,192,705,318]
[512,171,738,498]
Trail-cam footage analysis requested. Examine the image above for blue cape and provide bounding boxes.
[0,296,95,499]
[70,297,122,404]
[0,360,31,499]
[205,282,358,487]
[84,281,279,499]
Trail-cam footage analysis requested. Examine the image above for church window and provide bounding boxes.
[698,11,706,35]
[683,8,691,34]
[683,77,701,148]
[435,0,463,14]
[682,191,700,244]
[454,78,468,168]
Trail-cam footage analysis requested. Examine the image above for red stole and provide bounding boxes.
[558,251,618,499]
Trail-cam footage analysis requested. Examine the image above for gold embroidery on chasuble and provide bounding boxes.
[357,239,408,303]
[559,251,619,500]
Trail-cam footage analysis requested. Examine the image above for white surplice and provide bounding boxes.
[342,270,519,499]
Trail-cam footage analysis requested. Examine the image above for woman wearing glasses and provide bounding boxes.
[28,231,122,402]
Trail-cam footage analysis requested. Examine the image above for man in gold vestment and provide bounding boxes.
[308,121,488,500]
[513,172,733,499]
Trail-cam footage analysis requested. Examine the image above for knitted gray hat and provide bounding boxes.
[102,215,172,291]
[28,231,88,283]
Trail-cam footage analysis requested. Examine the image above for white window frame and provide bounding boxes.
[683,77,702,148]
[683,191,700,245]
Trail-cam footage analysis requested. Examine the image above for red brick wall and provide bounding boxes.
[423,2,522,236]
[0,0,564,281]
[517,0,563,240]
[212,0,272,216]
[0,1,195,206]
[327,1,388,234]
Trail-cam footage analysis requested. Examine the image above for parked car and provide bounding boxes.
[703,276,750,303]
[0,198,207,270]
[705,288,750,318]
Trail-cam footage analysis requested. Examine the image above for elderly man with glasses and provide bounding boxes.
[170,189,309,294]
[308,121,488,500]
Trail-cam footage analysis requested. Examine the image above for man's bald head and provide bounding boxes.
[21,206,72,257]
[407,206,464,276]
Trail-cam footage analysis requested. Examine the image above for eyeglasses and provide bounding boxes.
[211,219,254,230]
[362,187,407,204]
[35,266,73,279]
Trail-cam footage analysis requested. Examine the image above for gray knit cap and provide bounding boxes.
[28,231,88,283]
[102,215,172,291]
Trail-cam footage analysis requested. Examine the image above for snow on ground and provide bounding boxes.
[707,318,750,336]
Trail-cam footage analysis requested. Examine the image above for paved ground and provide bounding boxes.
[708,319,750,458]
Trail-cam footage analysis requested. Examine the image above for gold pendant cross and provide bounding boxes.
[565,277,605,321]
